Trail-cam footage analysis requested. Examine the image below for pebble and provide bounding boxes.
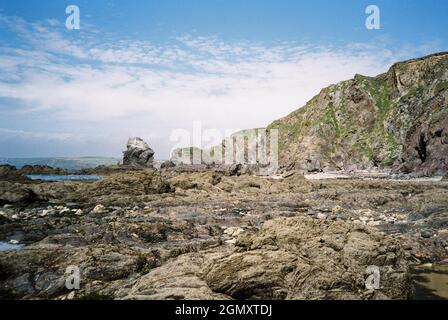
[225,239,237,245]
[41,209,54,217]
[9,239,19,245]
[74,209,83,216]
[224,227,244,237]
[332,206,342,214]
[317,213,327,219]
[421,230,432,239]
[359,217,369,224]
[92,204,107,214]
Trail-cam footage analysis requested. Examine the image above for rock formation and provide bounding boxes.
[122,137,154,167]
[1,165,447,299]
[125,217,411,300]
[205,217,412,300]
[268,52,448,175]
[170,52,448,176]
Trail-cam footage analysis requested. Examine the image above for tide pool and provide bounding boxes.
[27,174,104,181]
[0,241,25,251]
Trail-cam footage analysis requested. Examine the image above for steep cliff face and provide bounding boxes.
[268,52,448,175]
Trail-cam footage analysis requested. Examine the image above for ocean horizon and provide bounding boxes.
[0,157,121,170]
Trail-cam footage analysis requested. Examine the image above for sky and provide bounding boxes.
[0,0,447,159]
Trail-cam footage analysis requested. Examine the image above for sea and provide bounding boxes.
[0,157,120,170]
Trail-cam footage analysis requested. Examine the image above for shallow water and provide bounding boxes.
[304,171,444,182]
[412,264,448,300]
[26,174,104,181]
[0,241,25,251]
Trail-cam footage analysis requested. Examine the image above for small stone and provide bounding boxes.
[332,206,343,214]
[92,204,106,214]
[225,239,237,245]
[9,239,19,245]
[74,209,83,216]
[223,227,244,237]
[232,228,244,237]
[420,230,432,239]
[41,209,54,217]
[4,204,13,208]
[67,291,76,300]
[359,216,369,224]
[317,213,327,219]
[11,214,18,220]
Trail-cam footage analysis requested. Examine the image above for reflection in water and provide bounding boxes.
[412,263,448,300]
[26,174,104,181]
[0,241,25,251]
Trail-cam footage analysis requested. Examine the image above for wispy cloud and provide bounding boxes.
[0,13,443,158]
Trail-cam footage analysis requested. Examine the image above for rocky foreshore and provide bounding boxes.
[1,164,447,300]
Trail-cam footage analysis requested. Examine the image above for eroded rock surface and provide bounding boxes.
[123,137,155,167]
[206,217,411,300]
[267,52,448,176]
[1,167,447,300]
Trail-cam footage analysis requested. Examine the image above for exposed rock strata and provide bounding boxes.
[170,53,448,176]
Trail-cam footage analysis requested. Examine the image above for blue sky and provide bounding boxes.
[0,0,447,158]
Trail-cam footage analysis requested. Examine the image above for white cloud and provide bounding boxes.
[0,14,443,158]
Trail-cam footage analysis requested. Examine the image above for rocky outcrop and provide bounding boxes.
[2,168,448,299]
[205,217,411,300]
[61,171,174,206]
[167,53,448,176]
[160,160,175,169]
[169,129,278,176]
[0,165,29,182]
[125,216,412,300]
[122,137,154,167]
[18,165,69,175]
[267,52,448,176]
[0,181,36,204]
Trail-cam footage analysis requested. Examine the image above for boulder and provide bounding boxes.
[0,181,36,204]
[160,160,175,169]
[122,137,154,167]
